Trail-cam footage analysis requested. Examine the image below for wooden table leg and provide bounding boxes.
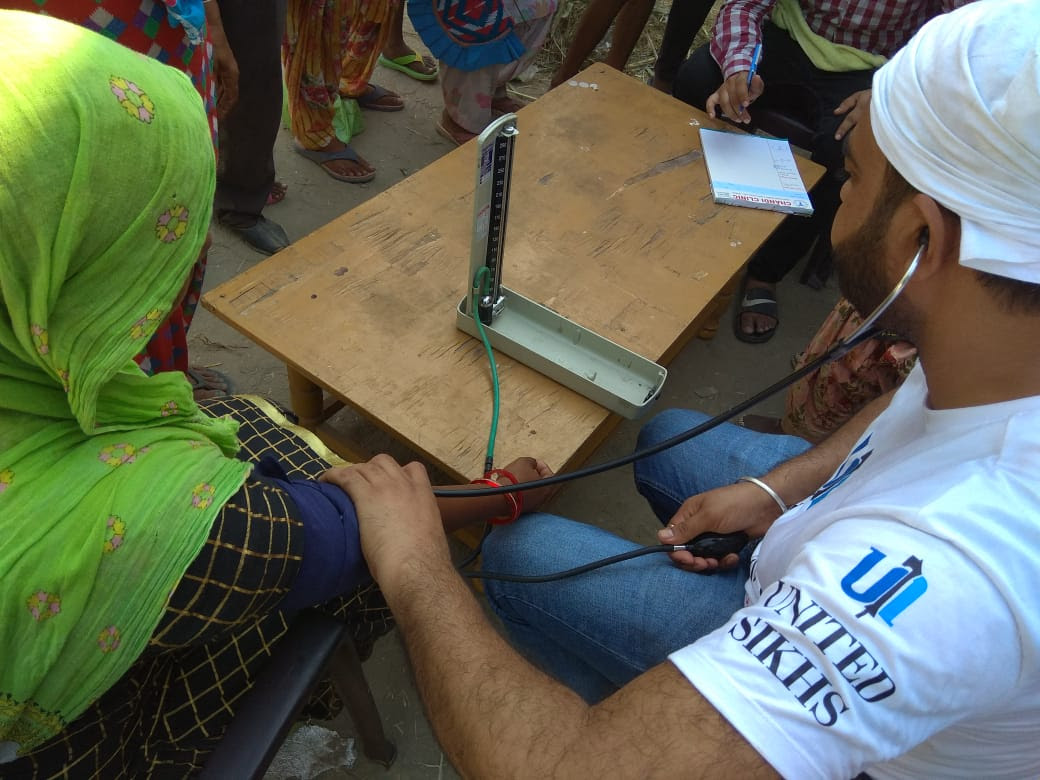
[287,367,325,429]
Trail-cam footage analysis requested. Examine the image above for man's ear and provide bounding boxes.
[909,193,960,278]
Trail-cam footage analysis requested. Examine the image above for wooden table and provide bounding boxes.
[203,64,823,482]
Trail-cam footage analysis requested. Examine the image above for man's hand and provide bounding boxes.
[657,482,785,572]
[205,6,239,118]
[321,455,447,588]
[706,71,764,124]
[833,89,871,140]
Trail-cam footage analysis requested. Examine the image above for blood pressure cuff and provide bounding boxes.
[253,456,371,613]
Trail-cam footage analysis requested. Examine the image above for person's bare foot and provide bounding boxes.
[192,386,225,402]
[381,44,438,78]
[737,277,779,340]
[318,138,375,180]
[267,180,288,205]
[187,366,232,402]
[436,110,477,146]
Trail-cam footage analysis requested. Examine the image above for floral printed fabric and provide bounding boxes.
[783,297,918,443]
[0,12,251,755]
[283,0,394,150]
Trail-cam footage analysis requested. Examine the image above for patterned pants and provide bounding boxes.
[441,14,553,134]
[284,0,396,150]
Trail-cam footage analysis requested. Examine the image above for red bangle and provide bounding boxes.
[469,477,522,525]
[485,469,524,517]
[486,468,519,485]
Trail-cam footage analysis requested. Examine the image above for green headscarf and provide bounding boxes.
[0,11,252,754]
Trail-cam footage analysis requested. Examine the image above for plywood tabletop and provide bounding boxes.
[203,64,824,480]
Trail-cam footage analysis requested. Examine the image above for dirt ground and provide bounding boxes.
[189,17,839,780]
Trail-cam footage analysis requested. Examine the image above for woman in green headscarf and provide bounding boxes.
[0,11,550,775]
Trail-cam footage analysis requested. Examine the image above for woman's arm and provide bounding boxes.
[435,457,555,532]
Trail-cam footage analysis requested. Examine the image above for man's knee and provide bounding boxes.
[633,408,714,521]
[636,408,711,453]
[481,513,575,593]
[673,44,722,110]
[481,521,539,621]
[482,516,544,573]
[481,514,619,622]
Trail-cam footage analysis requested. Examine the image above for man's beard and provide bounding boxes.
[834,209,916,338]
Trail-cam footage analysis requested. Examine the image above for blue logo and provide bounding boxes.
[808,435,872,508]
[841,547,927,626]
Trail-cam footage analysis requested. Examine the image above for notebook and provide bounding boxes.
[699,127,814,216]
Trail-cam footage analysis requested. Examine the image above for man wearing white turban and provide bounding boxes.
[324,1,1040,776]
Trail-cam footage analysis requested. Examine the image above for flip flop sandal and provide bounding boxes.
[378,52,439,82]
[294,144,376,184]
[734,282,779,344]
[354,83,405,112]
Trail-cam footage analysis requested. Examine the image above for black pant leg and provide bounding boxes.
[215,0,288,222]
[746,65,874,282]
[746,178,837,283]
[672,42,722,110]
[654,0,717,87]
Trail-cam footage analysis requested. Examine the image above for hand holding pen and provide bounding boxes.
[744,43,763,111]
[705,43,764,124]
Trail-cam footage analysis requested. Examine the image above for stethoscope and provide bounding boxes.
[440,241,925,580]
[435,239,925,501]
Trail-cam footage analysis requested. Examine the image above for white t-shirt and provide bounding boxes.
[670,365,1040,779]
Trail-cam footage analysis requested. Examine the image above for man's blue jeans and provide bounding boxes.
[482,409,811,703]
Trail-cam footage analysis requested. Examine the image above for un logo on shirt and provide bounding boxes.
[841,547,928,626]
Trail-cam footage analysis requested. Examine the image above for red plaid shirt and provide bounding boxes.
[711,0,971,78]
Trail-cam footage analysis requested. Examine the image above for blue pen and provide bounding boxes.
[746,43,762,91]
[741,43,762,118]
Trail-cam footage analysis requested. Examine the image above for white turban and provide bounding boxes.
[871,0,1040,283]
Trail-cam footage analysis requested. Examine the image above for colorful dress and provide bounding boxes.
[284,0,396,150]
[409,0,558,133]
[783,297,918,443]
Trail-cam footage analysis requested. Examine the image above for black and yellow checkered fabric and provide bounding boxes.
[5,396,392,779]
